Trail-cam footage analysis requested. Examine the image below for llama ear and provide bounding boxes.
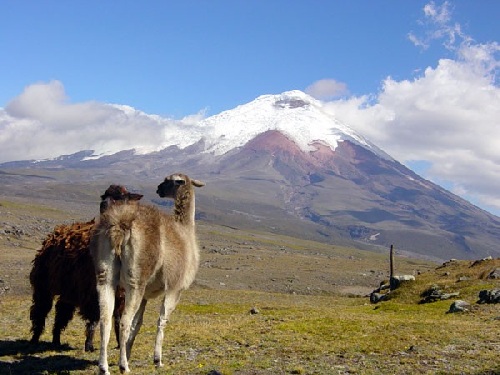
[128,193,144,201]
[191,179,205,188]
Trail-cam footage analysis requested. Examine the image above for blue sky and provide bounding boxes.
[3,0,494,117]
[1,1,500,215]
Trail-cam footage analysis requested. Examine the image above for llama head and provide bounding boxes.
[156,173,205,199]
[99,185,144,213]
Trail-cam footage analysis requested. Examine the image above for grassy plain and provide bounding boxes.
[1,198,499,374]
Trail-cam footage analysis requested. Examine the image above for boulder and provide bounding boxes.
[488,268,500,279]
[478,289,500,304]
[390,275,415,290]
[448,300,470,313]
[370,292,389,304]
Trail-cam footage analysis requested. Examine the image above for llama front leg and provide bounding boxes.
[81,291,100,352]
[153,290,181,367]
[53,299,75,347]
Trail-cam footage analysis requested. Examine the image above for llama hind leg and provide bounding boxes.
[113,287,125,348]
[80,301,100,352]
[29,288,53,344]
[113,313,120,349]
[53,299,75,347]
[95,259,119,375]
[97,282,116,375]
[119,288,146,373]
[125,298,147,357]
[85,321,98,352]
[154,289,181,367]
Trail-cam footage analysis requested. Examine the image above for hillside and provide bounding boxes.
[1,196,499,374]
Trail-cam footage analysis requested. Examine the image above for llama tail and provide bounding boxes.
[108,224,127,258]
[95,205,136,258]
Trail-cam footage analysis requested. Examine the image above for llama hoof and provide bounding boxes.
[154,358,164,367]
[52,341,63,351]
[98,365,110,375]
[119,364,130,373]
[84,343,95,352]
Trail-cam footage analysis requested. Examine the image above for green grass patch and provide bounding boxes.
[1,287,499,374]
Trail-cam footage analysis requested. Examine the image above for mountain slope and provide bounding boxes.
[1,91,500,260]
[212,128,500,260]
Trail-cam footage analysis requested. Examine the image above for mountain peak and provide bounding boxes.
[198,90,391,160]
[254,90,319,110]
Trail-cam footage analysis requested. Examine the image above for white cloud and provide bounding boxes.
[324,8,500,214]
[408,0,473,51]
[0,80,206,162]
[423,1,451,24]
[305,79,348,100]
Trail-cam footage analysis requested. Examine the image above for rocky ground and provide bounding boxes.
[0,193,437,301]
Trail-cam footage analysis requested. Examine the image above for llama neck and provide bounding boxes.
[174,188,195,225]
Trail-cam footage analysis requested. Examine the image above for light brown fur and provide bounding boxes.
[91,173,204,374]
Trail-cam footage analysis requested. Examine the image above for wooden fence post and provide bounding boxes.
[390,244,394,279]
[389,244,396,290]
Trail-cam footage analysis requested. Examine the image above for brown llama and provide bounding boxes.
[29,185,143,352]
[92,173,204,374]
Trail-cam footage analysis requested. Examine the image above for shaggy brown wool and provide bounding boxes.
[29,185,141,352]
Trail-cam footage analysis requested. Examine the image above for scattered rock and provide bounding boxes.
[0,279,10,295]
[487,268,500,279]
[250,307,260,315]
[370,292,389,304]
[447,300,470,313]
[471,256,493,267]
[478,289,500,304]
[374,280,390,292]
[437,259,457,269]
[420,284,460,304]
[390,275,415,290]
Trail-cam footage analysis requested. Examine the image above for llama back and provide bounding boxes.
[95,203,200,295]
[31,220,97,301]
[96,204,161,257]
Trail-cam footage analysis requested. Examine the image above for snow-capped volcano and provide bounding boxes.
[195,90,392,160]
[12,90,391,164]
[4,89,500,261]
